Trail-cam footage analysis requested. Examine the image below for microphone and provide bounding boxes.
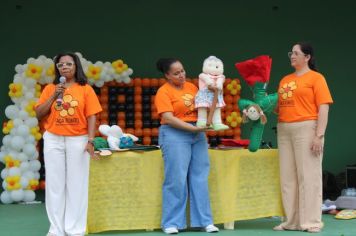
[56,76,66,106]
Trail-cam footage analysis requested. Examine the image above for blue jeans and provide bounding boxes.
[159,125,213,229]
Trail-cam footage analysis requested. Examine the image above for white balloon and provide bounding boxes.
[2,181,7,190]
[14,74,24,83]
[23,144,36,157]
[127,68,133,75]
[17,125,30,137]
[34,173,40,180]
[0,151,6,162]
[0,191,13,204]
[23,171,35,180]
[1,168,8,179]
[24,78,36,87]
[20,177,29,188]
[123,76,131,84]
[10,127,18,136]
[95,80,104,87]
[29,160,41,172]
[18,110,29,120]
[10,136,25,151]
[5,105,20,119]
[38,55,46,61]
[20,162,30,172]
[26,136,36,144]
[13,118,24,127]
[8,167,21,176]
[15,64,24,73]
[23,190,36,202]
[25,118,38,127]
[11,189,24,202]
[27,58,36,64]
[24,92,35,100]
[2,135,12,147]
[17,153,29,162]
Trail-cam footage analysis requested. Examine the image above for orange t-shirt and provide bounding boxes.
[36,83,102,136]
[155,82,198,124]
[277,70,333,122]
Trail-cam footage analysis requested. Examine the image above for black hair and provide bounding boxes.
[156,58,179,74]
[53,52,88,85]
[296,42,318,71]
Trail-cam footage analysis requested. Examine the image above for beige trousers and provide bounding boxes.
[277,120,323,230]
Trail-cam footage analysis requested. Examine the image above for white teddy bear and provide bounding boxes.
[195,55,229,131]
[98,124,138,150]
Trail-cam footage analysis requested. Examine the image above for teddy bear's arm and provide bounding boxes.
[199,73,214,86]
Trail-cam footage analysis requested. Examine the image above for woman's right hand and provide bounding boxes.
[54,83,66,98]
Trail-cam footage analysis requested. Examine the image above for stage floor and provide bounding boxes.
[0,203,355,236]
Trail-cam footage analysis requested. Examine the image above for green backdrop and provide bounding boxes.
[1,0,355,174]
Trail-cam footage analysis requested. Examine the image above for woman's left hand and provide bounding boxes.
[311,136,323,157]
[86,142,99,160]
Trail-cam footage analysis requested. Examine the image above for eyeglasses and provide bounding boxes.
[56,61,75,69]
[287,51,306,58]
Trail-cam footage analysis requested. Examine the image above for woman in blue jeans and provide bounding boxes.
[155,58,219,234]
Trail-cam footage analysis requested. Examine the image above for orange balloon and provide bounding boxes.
[135,104,142,112]
[101,86,108,94]
[224,95,233,104]
[118,95,125,103]
[118,120,125,128]
[117,112,125,121]
[234,128,241,136]
[135,87,142,95]
[134,128,143,137]
[134,112,142,120]
[134,78,142,87]
[151,78,159,87]
[142,78,150,87]
[151,128,159,136]
[100,112,108,120]
[143,136,151,145]
[126,128,135,135]
[207,130,217,137]
[126,79,134,87]
[143,128,151,137]
[151,95,156,104]
[224,104,234,112]
[39,180,46,190]
[135,120,143,129]
[225,129,234,137]
[217,130,225,137]
[151,111,159,120]
[134,95,142,103]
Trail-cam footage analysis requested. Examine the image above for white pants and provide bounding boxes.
[43,131,90,236]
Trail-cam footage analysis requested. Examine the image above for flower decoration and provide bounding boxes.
[226,80,241,95]
[46,64,55,77]
[26,64,43,80]
[27,179,39,191]
[86,65,102,81]
[279,81,297,99]
[2,120,14,134]
[8,83,23,98]
[112,59,128,74]
[226,112,242,128]
[30,126,42,141]
[4,155,20,168]
[35,84,42,98]
[55,95,78,117]
[25,100,37,117]
[5,176,21,190]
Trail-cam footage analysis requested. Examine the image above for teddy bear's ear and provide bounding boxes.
[98,125,110,136]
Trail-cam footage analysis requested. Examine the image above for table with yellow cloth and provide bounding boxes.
[87,149,284,233]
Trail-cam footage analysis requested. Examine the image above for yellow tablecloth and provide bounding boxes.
[87,149,284,233]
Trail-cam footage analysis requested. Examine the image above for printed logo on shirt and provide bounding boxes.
[54,94,79,125]
[279,81,297,100]
[182,93,195,116]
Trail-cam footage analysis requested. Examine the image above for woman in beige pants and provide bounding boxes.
[274,42,333,233]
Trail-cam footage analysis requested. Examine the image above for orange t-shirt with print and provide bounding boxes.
[36,83,102,136]
[155,82,198,124]
[277,70,333,122]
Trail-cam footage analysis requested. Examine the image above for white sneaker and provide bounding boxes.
[205,224,219,233]
[163,227,179,234]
